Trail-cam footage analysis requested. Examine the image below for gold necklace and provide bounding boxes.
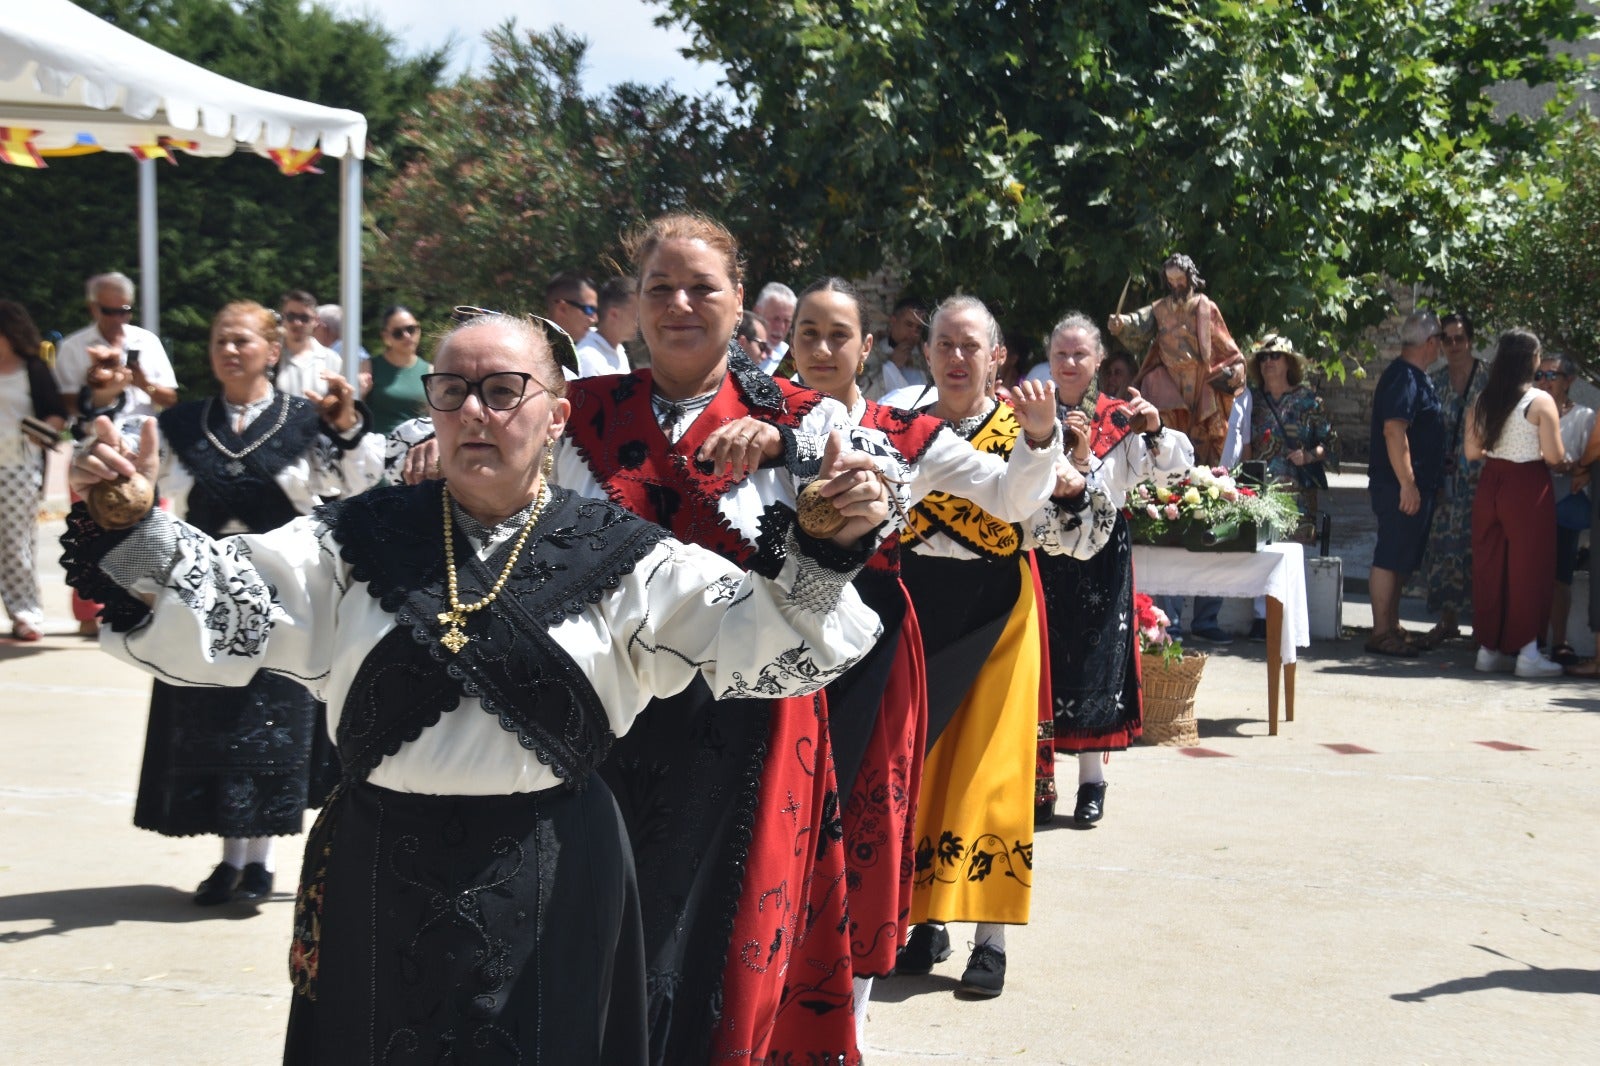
[437,482,548,653]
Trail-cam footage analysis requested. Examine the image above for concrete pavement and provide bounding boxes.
[3,503,1598,1064]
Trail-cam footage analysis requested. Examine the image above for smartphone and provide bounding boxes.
[125,348,141,371]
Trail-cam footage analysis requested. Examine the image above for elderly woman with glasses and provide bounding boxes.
[64,308,888,1064]
[1417,312,1488,648]
[66,301,383,908]
[358,305,432,434]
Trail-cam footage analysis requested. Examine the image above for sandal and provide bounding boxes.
[1551,642,1579,666]
[1416,623,1460,650]
[1563,658,1600,678]
[9,622,42,643]
[1364,630,1419,658]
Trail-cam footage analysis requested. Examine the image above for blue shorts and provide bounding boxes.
[1370,481,1436,576]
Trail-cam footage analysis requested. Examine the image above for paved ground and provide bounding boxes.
[3,462,1598,1064]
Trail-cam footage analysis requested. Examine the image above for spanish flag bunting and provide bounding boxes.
[129,136,200,165]
[40,133,103,159]
[0,128,46,169]
[268,146,323,176]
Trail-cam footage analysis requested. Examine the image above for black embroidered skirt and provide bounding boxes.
[284,777,647,1066]
[133,672,335,838]
[1037,512,1143,752]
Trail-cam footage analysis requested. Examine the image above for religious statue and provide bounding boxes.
[1107,254,1244,465]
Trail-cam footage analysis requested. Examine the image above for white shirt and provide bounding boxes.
[53,323,176,418]
[274,340,343,398]
[575,332,630,378]
[758,342,787,376]
[873,360,929,401]
[1221,388,1252,469]
[1022,363,1052,384]
[877,382,938,410]
[1555,402,1596,500]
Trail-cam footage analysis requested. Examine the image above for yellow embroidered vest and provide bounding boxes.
[901,402,1022,560]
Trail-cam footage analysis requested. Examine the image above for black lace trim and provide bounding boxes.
[877,405,950,466]
[748,500,798,580]
[725,342,784,415]
[159,396,317,535]
[318,482,669,785]
[58,503,152,633]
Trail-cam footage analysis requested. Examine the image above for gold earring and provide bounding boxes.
[542,446,555,481]
[857,360,866,378]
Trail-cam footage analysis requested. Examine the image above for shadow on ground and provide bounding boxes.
[1394,947,1600,1002]
[870,973,965,1004]
[0,884,284,943]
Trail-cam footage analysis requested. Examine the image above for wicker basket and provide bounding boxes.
[1138,650,1208,746]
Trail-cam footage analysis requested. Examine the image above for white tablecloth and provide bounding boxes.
[1131,542,1310,664]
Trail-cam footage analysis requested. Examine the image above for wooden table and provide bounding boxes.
[1131,542,1310,736]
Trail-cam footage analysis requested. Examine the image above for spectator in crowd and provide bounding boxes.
[544,271,598,347]
[67,300,382,906]
[1463,329,1568,677]
[313,303,370,363]
[574,276,637,377]
[867,295,930,400]
[1099,348,1139,400]
[0,300,67,642]
[1236,332,1339,542]
[1418,312,1488,648]
[1566,412,1600,676]
[1532,353,1594,664]
[753,281,797,373]
[360,305,431,435]
[733,309,770,367]
[274,289,342,399]
[53,270,178,418]
[1365,310,1447,657]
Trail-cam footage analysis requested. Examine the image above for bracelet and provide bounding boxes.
[1024,429,1056,450]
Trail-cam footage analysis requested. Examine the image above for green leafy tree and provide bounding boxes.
[1445,113,1600,375]
[658,0,1594,366]
[369,24,762,317]
[0,0,446,387]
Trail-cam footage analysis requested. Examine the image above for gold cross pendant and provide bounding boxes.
[440,624,469,653]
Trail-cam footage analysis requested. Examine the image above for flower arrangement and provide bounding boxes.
[1125,465,1301,547]
[1134,592,1184,666]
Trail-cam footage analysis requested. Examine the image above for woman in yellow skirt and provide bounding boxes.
[893,295,1115,997]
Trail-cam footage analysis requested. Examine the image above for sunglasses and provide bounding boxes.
[558,298,599,317]
[421,371,544,412]
[388,324,421,338]
[98,304,133,317]
[282,311,314,324]
[451,306,579,375]
[1257,350,1288,362]
[1534,370,1565,381]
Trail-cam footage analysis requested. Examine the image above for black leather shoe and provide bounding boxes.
[236,862,273,902]
[893,923,952,976]
[1034,796,1056,826]
[959,943,1007,997]
[194,862,241,906]
[1074,782,1108,826]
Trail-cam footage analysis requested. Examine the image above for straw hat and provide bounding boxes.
[1248,331,1306,386]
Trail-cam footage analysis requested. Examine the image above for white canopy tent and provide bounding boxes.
[0,0,369,380]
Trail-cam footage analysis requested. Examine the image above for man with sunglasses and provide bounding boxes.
[53,270,177,418]
[273,289,343,400]
[544,271,599,349]
[574,276,637,377]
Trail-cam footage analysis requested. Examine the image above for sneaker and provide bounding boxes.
[236,862,274,901]
[1514,652,1563,679]
[1474,647,1513,674]
[894,923,952,976]
[1191,626,1234,645]
[1247,618,1268,642]
[959,943,1007,997]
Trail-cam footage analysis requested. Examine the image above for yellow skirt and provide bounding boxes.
[908,555,1039,926]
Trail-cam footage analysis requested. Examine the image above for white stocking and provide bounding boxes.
[221,838,247,869]
[242,836,275,872]
[852,976,873,1048]
[973,923,1007,953]
[1078,751,1106,785]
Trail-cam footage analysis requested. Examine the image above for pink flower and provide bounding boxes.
[1146,503,1161,519]
[1164,503,1180,520]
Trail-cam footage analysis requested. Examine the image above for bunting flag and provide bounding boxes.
[40,134,104,159]
[0,128,46,169]
[128,136,200,165]
[267,146,323,176]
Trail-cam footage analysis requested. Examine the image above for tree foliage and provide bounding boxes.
[0,0,446,387]
[368,24,762,317]
[1446,113,1600,375]
[658,0,1595,367]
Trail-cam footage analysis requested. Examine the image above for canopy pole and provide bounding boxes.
[339,154,363,384]
[137,158,158,334]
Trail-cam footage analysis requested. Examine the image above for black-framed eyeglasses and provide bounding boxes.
[421,372,544,412]
[451,306,579,375]
[388,324,421,338]
[98,304,133,317]
[558,297,599,317]
[282,311,314,325]
[1534,370,1564,381]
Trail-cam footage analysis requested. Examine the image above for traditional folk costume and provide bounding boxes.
[61,477,882,1065]
[898,398,1115,934]
[826,396,1062,1020]
[1036,394,1195,819]
[1112,293,1243,465]
[556,349,906,1066]
[103,395,381,848]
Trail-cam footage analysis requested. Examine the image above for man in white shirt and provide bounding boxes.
[315,303,371,365]
[575,277,637,377]
[753,282,797,375]
[275,289,343,398]
[546,272,599,350]
[53,271,179,418]
[866,296,930,400]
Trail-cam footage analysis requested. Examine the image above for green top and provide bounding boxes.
[367,355,431,435]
